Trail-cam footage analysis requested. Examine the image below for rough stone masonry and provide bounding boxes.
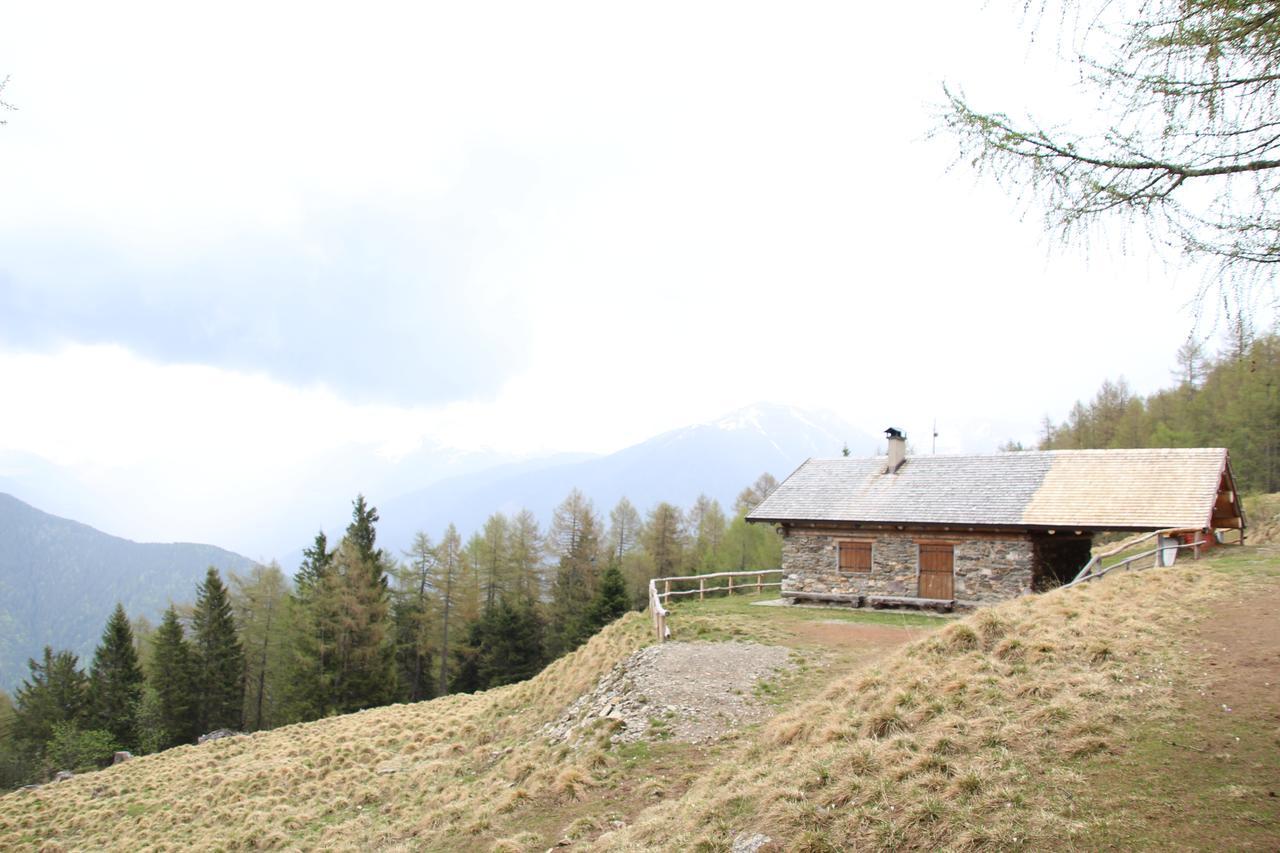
[781,531,1034,604]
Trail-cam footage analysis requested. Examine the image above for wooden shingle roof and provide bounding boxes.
[746,448,1239,531]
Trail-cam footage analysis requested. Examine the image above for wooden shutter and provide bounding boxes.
[838,541,872,573]
[917,543,954,599]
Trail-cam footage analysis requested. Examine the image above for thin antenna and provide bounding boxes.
[932,419,938,454]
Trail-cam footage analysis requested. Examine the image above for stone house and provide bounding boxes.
[746,430,1244,609]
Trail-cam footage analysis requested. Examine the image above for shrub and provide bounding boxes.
[45,722,119,773]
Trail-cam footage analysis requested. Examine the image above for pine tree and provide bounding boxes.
[87,604,145,749]
[452,598,546,693]
[148,606,196,748]
[191,568,245,733]
[287,531,335,721]
[346,494,382,564]
[583,562,630,634]
[13,648,88,747]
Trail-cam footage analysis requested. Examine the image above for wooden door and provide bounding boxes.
[918,544,954,600]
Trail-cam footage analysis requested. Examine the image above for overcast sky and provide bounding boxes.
[0,1,1229,555]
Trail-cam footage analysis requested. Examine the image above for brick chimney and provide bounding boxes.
[884,427,906,474]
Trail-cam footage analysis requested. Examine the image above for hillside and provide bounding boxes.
[0,493,253,691]
[2,549,1276,850]
[375,403,875,556]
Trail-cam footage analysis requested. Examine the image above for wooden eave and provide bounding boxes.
[1208,456,1246,530]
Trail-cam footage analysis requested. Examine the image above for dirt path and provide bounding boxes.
[1081,572,1280,849]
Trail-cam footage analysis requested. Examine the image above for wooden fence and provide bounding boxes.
[1063,529,1205,590]
[648,569,784,641]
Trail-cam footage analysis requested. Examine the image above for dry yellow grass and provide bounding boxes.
[0,555,1263,852]
[0,612,656,851]
[596,563,1245,851]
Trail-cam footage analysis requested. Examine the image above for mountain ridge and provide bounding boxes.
[374,402,876,556]
[0,492,253,691]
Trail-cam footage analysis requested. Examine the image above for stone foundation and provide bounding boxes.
[781,529,1034,605]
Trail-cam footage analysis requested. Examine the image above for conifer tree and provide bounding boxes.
[346,494,382,564]
[191,568,245,733]
[147,606,196,748]
[548,490,602,657]
[688,494,728,572]
[508,509,545,605]
[327,540,395,713]
[583,562,630,634]
[287,531,335,721]
[392,532,437,703]
[642,502,686,579]
[87,604,145,749]
[479,513,510,613]
[13,648,88,747]
[230,563,290,731]
[434,524,463,696]
[451,598,546,693]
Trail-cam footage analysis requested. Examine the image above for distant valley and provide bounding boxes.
[0,494,252,691]
[0,403,871,689]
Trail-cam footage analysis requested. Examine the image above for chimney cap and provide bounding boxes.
[884,427,905,440]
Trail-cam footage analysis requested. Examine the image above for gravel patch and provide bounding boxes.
[544,641,794,746]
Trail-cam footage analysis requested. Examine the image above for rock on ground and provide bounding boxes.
[197,729,242,745]
[544,641,794,746]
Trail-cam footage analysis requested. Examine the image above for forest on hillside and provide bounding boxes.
[0,477,781,789]
[1031,331,1279,494]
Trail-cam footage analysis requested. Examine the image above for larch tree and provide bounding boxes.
[229,563,291,731]
[606,497,643,563]
[943,0,1280,316]
[87,604,145,749]
[479,513,511,613]
[433,524,464,696]
[688,494,728,572]
[734,473,779,517]
[147,606,196,748]
[191,568,245,734]
[547,489,602,657]
[608,496,652,608]
[641,502,687,580]
[326,538,395,714]
[508,509,545,605]
[392,532,437,703]
[457,533,484,627]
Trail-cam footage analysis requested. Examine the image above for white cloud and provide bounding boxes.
[0,1,1235,553]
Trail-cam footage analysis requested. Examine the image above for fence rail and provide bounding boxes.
[648,569,783,640]
[1063,530,1205,590]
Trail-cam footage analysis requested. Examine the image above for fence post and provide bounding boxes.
[699,577,705,601]
[728,575,734,596]
[757,574,762,593]
[664,579,671,599]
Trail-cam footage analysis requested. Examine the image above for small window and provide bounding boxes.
[838,540,872,573]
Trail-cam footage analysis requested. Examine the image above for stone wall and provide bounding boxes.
[781,530,1034,604]
[953,538,1034,602]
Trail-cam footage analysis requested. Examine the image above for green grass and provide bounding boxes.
[673,591,947,629]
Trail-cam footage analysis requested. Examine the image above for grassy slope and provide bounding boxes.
[2,551,1277,851]
[602,549,1280,851]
